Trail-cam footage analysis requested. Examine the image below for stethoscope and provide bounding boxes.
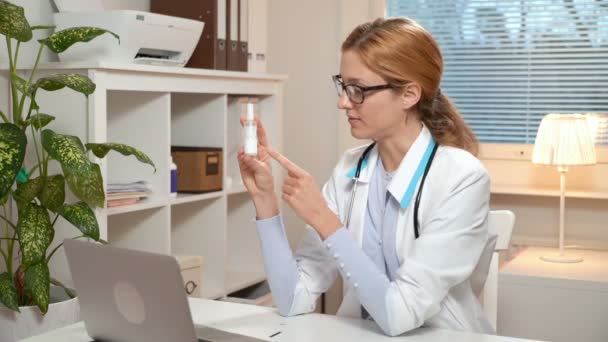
[344,141,439,239]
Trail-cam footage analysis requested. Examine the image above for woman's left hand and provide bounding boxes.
[268,148,342,239]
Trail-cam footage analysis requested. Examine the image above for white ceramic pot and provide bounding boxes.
[0,286,80,341]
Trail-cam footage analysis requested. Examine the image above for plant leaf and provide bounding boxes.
[25,262,50,314]
[58,202,99,241]
[86,142,156,172]
[0,0,32,42]
[39,175,65,212]
[0,123,27,198]
[13,176,43,205]
[64,163,105,208]
[0,272,19,312]
[41,129,90,175]
[32,74,96,96]
[0,193,8,205]
[25,113,55,129]
[39,27,119,54]
[17,203,54,266]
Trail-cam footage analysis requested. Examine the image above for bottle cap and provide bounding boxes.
[246,103,255,121]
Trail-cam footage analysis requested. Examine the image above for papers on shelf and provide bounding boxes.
[107,181,151,207]
[107,181,150,193]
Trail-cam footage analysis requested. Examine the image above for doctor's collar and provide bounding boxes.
[344,128,437,209]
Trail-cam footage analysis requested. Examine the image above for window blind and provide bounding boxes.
[387,0,608,145]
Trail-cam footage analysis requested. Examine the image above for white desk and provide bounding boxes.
[24,298,539,342]
[498,246,608,342]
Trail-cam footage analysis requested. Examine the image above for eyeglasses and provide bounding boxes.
[332,74,395,104]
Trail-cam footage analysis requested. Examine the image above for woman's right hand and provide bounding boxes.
[237,116,279,218]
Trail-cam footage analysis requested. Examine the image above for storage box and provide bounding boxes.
[175,255,203,298]
[171,146,223,193]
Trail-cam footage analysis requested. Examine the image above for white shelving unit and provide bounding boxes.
[5,61,285,300]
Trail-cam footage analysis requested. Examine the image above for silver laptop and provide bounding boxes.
[64,239,266,342]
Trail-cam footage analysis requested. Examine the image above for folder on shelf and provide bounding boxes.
[247,0,267,73]
[238,0,248,72]
[150,0,227,70]
[227,0,240,71]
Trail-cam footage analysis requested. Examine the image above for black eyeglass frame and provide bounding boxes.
[332,74,395,104]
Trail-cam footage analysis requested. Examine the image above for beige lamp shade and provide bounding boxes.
[532,114,597,167]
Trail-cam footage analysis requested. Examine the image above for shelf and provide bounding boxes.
[16,64,284,300]
[104,200,167,216]
[170,191,223,205]
[226,184,247,195]
[491,185,608,200]
[12,61,288,81]
[225,270,266,295]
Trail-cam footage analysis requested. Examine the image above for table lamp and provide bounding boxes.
[532,114,597,263]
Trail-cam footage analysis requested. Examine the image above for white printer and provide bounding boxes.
[52,0,204,67]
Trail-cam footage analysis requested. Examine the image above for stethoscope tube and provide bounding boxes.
[345,142,376,229]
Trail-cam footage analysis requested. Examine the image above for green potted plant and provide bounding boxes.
[0,1,155,339]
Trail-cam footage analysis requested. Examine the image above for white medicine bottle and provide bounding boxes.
[243,102,258,156]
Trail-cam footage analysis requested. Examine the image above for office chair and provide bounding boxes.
[480,210,515,330]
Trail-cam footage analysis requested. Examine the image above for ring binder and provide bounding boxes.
[238,0,249,72]
[227,0,240,71]
[151,0,227,70]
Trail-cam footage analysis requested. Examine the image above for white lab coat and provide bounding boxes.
[287,126,493,335]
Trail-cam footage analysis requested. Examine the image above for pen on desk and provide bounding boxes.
[269,331,282,338]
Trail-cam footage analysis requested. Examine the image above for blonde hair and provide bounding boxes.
[341,17,479,156]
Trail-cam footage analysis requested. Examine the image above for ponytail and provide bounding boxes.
[418,89,479,156]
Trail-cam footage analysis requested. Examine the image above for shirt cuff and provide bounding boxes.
[256,214,286,240]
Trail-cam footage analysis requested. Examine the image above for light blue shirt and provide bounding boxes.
[256,157,400,327]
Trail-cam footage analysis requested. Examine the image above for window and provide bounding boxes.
[387,0,608,146]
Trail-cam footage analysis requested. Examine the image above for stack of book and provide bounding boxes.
[107,181,151,208]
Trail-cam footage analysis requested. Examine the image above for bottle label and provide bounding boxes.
[244,123,258,156]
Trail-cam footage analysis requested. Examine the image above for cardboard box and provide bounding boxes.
[175,255,203,298]
[171,146,223,193]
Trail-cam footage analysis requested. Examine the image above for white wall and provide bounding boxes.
[266,0,342,247]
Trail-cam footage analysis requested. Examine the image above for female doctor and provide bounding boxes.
[238,17,493,336]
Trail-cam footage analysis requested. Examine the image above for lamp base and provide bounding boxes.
[540,253,583,263]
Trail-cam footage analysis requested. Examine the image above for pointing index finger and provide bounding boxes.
[267,148,305,177]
